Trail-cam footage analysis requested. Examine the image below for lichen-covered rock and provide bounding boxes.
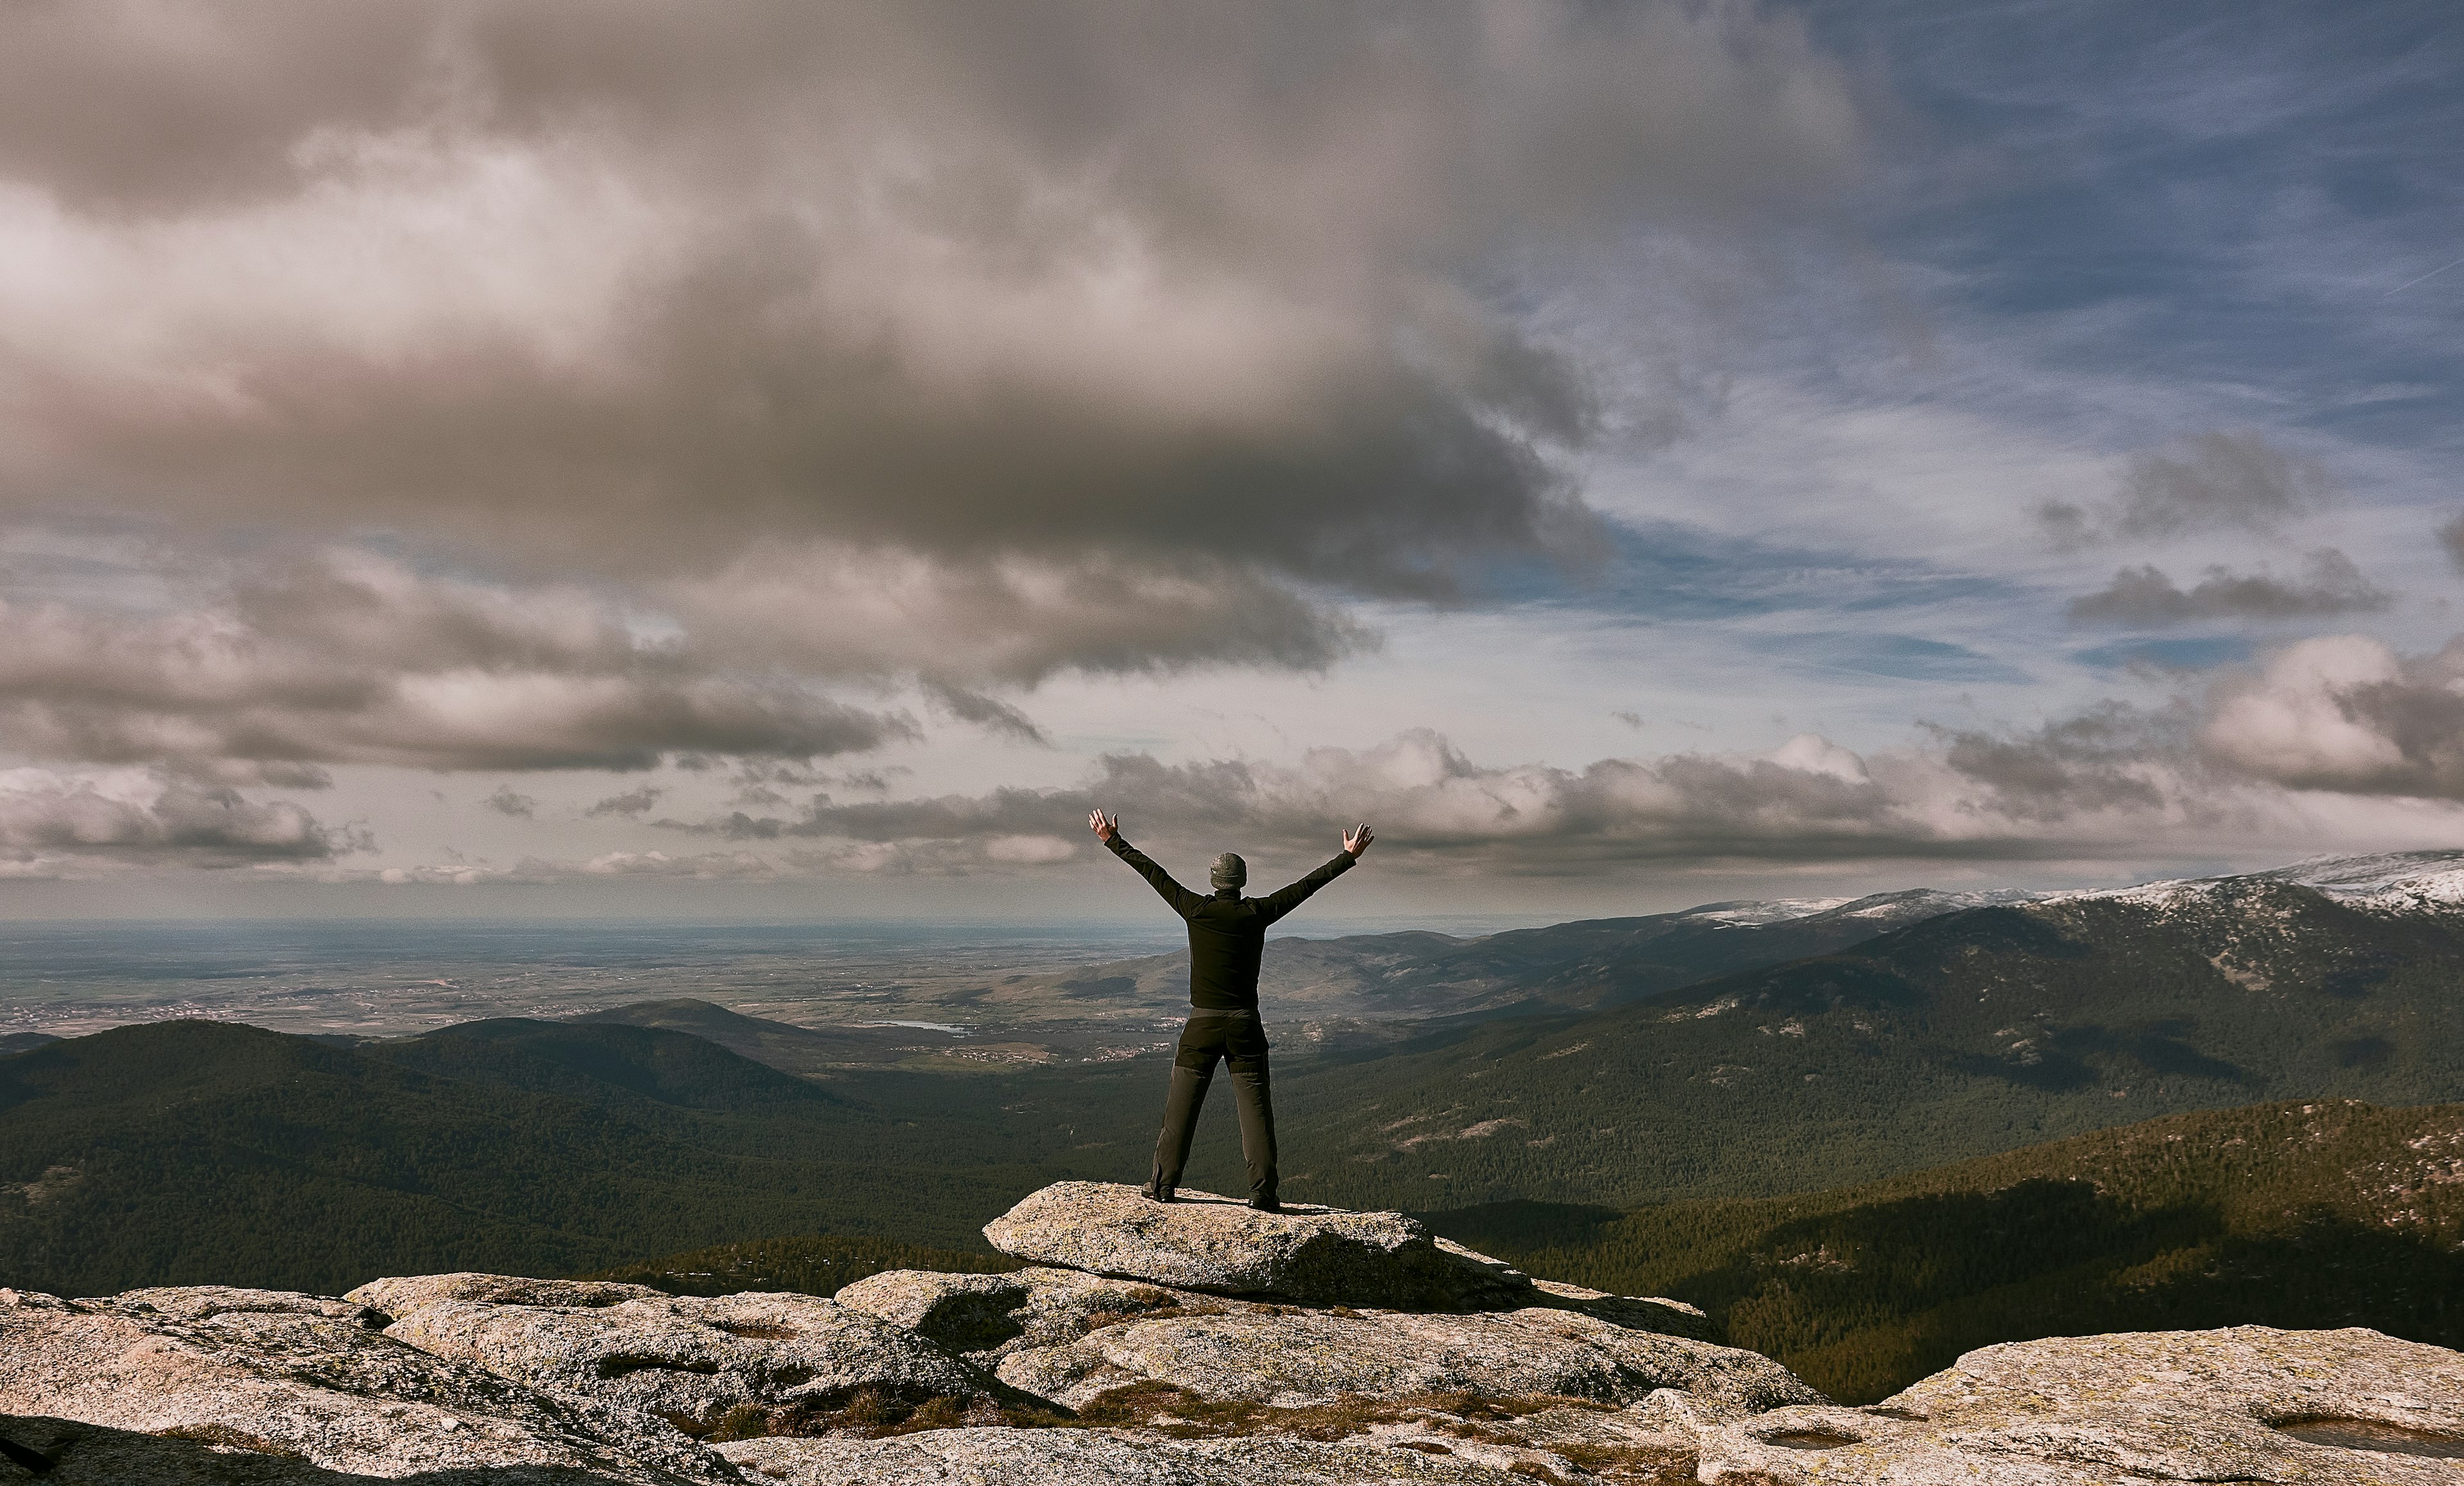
[386,1288,1011,1433]
[718,1426,1582,1484]
[994,1303,1820,1412]
[837,1267,1219,1361]
[348,1271,669,1319]
[982,1182,1537,1310]
[0,1286,732,1483]
[1695,1326,2464,1485]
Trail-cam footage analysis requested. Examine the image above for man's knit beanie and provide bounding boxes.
[1209,852,1247,891]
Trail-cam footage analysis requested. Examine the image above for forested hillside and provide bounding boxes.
[0,1018,1077,1295]
[1426,1098,2464,1403]
[1268,878,2464,1211]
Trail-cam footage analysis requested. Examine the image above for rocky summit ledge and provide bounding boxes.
[984,1179,1690,1322]
[5,1184,2464,1482]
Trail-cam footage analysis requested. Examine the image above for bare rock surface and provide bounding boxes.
[383,1287,1009,1433]
[15,1264,2459,1485]
[347,1272,669,1319]
[0,1286,731,1484]
[993,1302,1819,1412]
[837,1267,1217,1362]
[982,1182,1537,1310]
[1697,1326,2464,1484]
[717,1426,1575,1485]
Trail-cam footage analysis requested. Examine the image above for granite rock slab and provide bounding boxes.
[382,1288,1007,1433]
[1695,1326,2464,1485]
[981,1182,1537,1310]
[993,1302,1820,1412]
[0,1285,732,1483]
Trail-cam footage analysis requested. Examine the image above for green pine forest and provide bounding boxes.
[1420,1098,2464,1402]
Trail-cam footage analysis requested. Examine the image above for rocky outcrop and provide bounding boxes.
[0,1285,730,1483]
[836,1265,1210,1360]
[984,1181,1697,1321]
[370,1279,1016,1435]
[993,1302,1814,1412]
[348,1271,669,1317]
[1695,1326,2464,1484]
[9,1183,2461,1484]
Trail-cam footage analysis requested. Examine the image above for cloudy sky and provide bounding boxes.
[1,0,2459,920]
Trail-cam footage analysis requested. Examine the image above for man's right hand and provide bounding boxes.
[1344,823,1374,858]
[1089,809,1118,843]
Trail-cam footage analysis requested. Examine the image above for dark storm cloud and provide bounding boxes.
[2068,549,2390,626]
[2039,431,2339,548]
[0,0,1868,625]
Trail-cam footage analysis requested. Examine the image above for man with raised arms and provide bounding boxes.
[1088,809,1374,1213]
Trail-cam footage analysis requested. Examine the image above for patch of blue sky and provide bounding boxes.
[1478,520,2026,626]
[2070,635,2254,672]
[1808,0,2464,447]
[1741,630,2033,686]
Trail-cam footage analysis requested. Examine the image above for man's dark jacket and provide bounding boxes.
[1105,837,1355,1010]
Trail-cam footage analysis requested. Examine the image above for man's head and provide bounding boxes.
[1209,852,1247,892]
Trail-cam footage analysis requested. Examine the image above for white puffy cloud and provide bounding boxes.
[2203,634,2464,798]
[0,551,911,772]
[0,766,352,871]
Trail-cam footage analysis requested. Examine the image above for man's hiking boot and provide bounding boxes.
[1142,1181,1176,1204]
[1249,1194,1282,1213]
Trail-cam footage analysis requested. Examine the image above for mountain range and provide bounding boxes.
[4,850,2463,1304]
[1244,855,2464,1211]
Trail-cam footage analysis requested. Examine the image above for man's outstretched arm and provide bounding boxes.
[1088,810,1206,918]
[1256,823,1374,924]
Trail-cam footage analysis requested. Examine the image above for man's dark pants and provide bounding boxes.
[1151,1009,1277,1200]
